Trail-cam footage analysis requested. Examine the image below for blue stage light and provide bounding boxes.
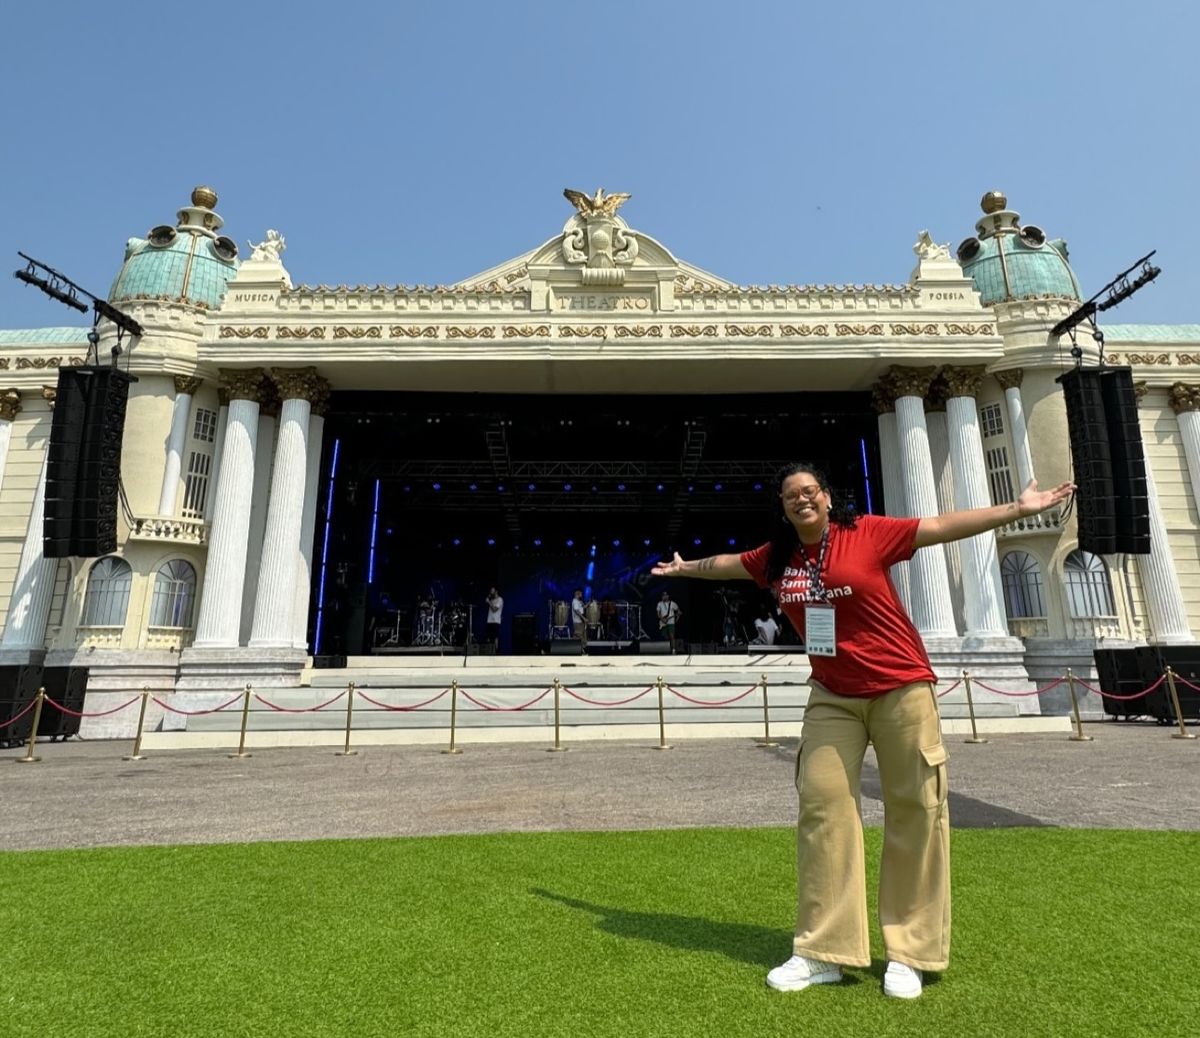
[728,538,737,546]
[563,483,572,491]
[314,437,341,655]
[612,538,621,547]
[643,538,651,546]
[687,485,694,493]
[487,537,496,546]
[453,537,461,546]
[528,483,536,491]
[714,483,723,491]
[753,482,763,491]
[693,537,702,545]
[432,482,441,491]
[656,483,664,492]
[497,484,505,492]
[468,483,477,491]
[617,483,626,491]
[403,485,411,493]
[566,538,575,547]
[533,538,542,547]
[367,479,381,584]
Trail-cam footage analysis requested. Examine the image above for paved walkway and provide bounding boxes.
[2,722,1196,852]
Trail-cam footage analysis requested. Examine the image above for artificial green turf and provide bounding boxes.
[1,827,1197,1037]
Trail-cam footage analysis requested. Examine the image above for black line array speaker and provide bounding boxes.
[44,366,135,558]
[38,666,88,739]
[1093,648,1165,719]
[512,613,538,655]
[1136,647,1200,722]
[0,664,44,746]
[1057,366,1150,555]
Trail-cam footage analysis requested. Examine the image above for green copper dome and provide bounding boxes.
[956,192,1080,306]
[108,186,239,310]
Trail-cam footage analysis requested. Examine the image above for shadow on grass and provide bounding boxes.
[530,888,794,969]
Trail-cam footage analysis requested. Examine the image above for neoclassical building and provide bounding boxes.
[2,186,1198,729]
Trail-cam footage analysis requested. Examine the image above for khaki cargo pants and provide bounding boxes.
[792,679,950,971]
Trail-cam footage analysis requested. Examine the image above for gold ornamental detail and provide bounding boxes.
[945,323,994,336]
[271,366,330,406]
[218,326,270,339]
[560,326,608,339]
[994,368,1024,391]
[890,323,940,336]
[1123,353,1171,365]
[390,326,438,339]
[870,382,897,415]
[174,375,203,396]
[1180,354,1200,365]
[613,326,662,338]
[668,325,718,337]
[41,385,57,408]
[502,325,552,338]
[332,326,382,340]
[446,326,496,339]
[277,326,326,340]
[779,325,829,337]
[220,367,268,403]
[885,365,938,399]
[939,364,987,399]
[6,355,82,369]
[1169,383,1200,414]
[834,323,884,336]
[0,388,21,422]
[725,325,774,337]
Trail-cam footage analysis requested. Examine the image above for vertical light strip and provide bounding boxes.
[367,478,381,584]
[860,436,874,514]
[313,437,341,655]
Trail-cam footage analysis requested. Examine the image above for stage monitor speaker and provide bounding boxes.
[1093,647,1158,719]
[1137,646,1200,722]
[639,641,674,655]
[549,640,583,655]
[0,664,45,745]
[37,666,88,739]
[312,654,348,669]
[512,613,538,655]
[43,366,135,559]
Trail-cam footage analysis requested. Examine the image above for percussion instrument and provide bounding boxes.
[553,600,569,627]
[584,600,600,625]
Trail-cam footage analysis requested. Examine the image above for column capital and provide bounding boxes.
[217,386,230,408]
[0,388,21,422]
[40,385,56,409]
[1134,380,1148,405]
[1169,382,1200,414]
[924,375,949,413]
[994,367,1024,391]
[940,364,987,399]
[885,365,938,400]
[174,375,203,396]
[219,367,268,403]
[871,381,896,414]
[270,367,331,410]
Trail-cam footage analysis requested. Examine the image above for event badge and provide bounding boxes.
[805,604,836,656]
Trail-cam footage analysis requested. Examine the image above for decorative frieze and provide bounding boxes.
[1169,383,1200,414]
[613,326,662,338]
[559,326,608,339]
[890,323,940,336]
[994,368,1024,391]
[0,388,21,422]
[0,355,86,370]
[331,326,382,339]
[502,325,551,338]
[668,325,719,337]
[726,325,774,337]
[835,323,885,336]
[390,326,438,338]
[446,326,495,339]
[944,323,994,336]
[780,325,829,337]
[174,375,203,396]
[940,364,987,399]
[220,367,268,402]
[219,327,270,339]
[277,326,326,339]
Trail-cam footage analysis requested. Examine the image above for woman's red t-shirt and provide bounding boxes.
[740,515,935,697]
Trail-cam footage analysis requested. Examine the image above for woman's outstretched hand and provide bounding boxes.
[1017,479,1075,517]
[651,552,687,577]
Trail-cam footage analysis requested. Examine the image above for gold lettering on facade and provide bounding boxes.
[556,294,652,311]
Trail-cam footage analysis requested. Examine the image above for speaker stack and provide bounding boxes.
[1056,366,1150,555]
[43,366,135,559]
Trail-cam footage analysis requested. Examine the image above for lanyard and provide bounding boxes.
[795,525,830,604]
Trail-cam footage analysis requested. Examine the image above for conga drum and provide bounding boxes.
[584,600,600,625]
[553,600,569,627]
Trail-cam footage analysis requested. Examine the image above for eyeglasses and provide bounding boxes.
[781,485,824,503]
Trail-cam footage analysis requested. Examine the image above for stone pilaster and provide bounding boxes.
[888,366,958,638]
[0,388,21,500]
[157,376,202,516]
[872,383,911,615]
[994,367,1035,491]
[240,408,278,644]
[191,369,265,648]
[1169,382,1200,513]
[204,403,230,524]
[293,409,327,649]
[250,368,326,648]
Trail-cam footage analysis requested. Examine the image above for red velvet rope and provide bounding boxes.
[253,690,347,714]
[354,688,450,711]
[458,687,553,712]
[43,694,141,718]
[0,697,39,729]
[561,685,655,707]
[969,680,1049,698]
[666,684,759,707]
[1172,674,1200,694]
[1072,673,1166,700]
[152,690,246,716]
[936,679,962,698]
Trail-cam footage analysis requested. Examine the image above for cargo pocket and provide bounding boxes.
[919,743,948,810]
[793,738,806,791]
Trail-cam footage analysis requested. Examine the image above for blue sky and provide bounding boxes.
[1,0,1195,329]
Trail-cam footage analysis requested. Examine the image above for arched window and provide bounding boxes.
[1000,551,1045,618]
[149,560,197,628]
[1063,550,1116,618]
[81,557,132,627]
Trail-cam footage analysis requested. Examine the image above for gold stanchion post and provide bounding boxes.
[1066,668,1094,742]
[441,679,463,755]
[1165,667,1197,740]
[15,688,45,764]
[962,670,988,744]
[547,677,568,752]
[653,675,672,750]
[228,684,253,759]
[755,673,778,748]
[335,681,358,756]
[122,687,151,761]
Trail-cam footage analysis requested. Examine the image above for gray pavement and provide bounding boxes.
[1,722,1197,852]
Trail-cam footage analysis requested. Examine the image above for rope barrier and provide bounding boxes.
[151,691,246,716]
[355,688,451,712]
[42,694,142,719]
[561,685,656,707]
[1072,674,1167,700]
[969,680,1050,698]
[936,679,962,698]
[458,687,553,712]
[1171,674,1200,694]
[666,684,760,707]
[0,698,39,729]
[253,690,347,714]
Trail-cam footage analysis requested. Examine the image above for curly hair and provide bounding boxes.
[765,461,858,584]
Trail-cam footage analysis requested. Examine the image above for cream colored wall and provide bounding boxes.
[121,375,176,517]
[0,401,51,628]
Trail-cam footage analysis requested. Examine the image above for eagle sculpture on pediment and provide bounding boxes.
[563,188,632,217]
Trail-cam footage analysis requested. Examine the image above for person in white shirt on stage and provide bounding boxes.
[753,611,779,646]
[485,588,503,648]
[656,590,682,652]
[571,588,587,650]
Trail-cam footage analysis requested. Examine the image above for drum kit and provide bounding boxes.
[374,596,472,648]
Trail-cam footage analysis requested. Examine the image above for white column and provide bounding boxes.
[996,369,1035,490]
[157,376,200,516]
[239,411,277,645]
[892,370,958,638]
[946,390,1009,637]
[192,372,264,648]
[1135,454,1194,644]
[0,453,56,651]
[875,405,912,615]
[204,401,230,524]
[250,372,319,648]
[1169,386,1200,511]
[925,404,964,622]
[0,388,21,499]
[293,411,326,649]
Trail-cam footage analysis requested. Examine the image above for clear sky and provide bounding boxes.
[1,0,1195,329]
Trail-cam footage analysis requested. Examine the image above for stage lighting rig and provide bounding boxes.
[1051,250,1161,364]
[14,251,144,364]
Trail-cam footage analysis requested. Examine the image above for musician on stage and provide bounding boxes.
[656,590,682,653]
[485,587,503,648]
[571,588,587,650]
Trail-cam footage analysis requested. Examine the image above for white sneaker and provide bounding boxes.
[882,961,923,999]
[765,954,842,992]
